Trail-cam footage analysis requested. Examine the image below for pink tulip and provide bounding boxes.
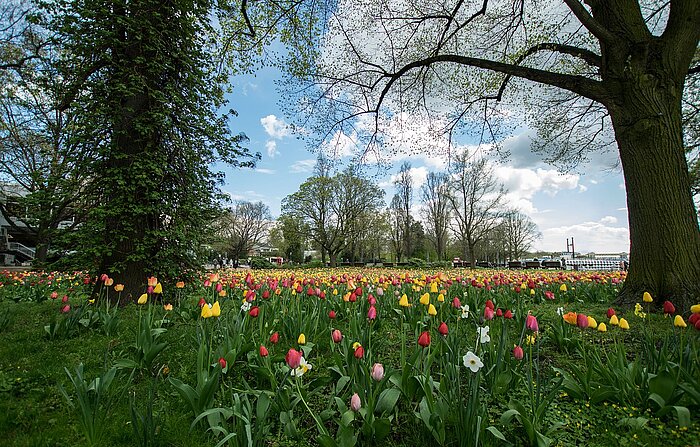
[526,314,539,332]
[350,393,361,412]
[285,349,302,369]
[513,345,524,360]
[371,363,384,381]
[332,329,343,343]
[367,306,377,320]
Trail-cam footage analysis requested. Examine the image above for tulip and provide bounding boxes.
[452,297,461,309]
[163,304,173,311]
[530,288,535,296]
[61,295,69,303]
[298,333,306,345]
[674,315,687,328]
[695,319,700,331]
[597,323,607,332]
[691,304,700,314]
[513,345,524,360]
[153,283,163,294]
[285,348,302,369]
[496,308,503,317]
[328,310,336,319]
[368,306,377,320]
[559,284,567,292]
[485,299,494,310]
[371,363,385,381]
[428,304,437,316]
[643,292,653,303]
[138,293,148,305]
[525,314,539,332]
[587,316,597,328]
[60,304,71,313]
[147,286,154,295]
[609,315,619,326]
[176,281,185,288]
[399,294,410,307]
[663,301,676,315]
[607,308,616,318]
[269,332,280,344]
[115,284,124,292]
[148,276,158,287]
[544,291,554,300]
[201,304,213,318]
[211,301,221,317]
[689,313,700,325]
[437,293,445,302]
[105,278,114,286]
[262,289,270,299]
[619,318,630,330]
[438,321,448,336]
[420,293,430,305]
[350,393,361,412]
[484,306,494,320]
[100,273,109,282]
[354,345,364,358]
[504,309,513,319]
[218,357,227,369]
[332,329,343,343]
[368,295,376,305]
[576,313,588,329]
[259,345,269,357]
[418,331,431,348]
[249,306,259,318]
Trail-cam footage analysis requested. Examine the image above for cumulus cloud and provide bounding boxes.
[255,168,276,175]
[261,115,291,139]
[290,159,316,173]
[537,222,629,253]
[600,216,617,224]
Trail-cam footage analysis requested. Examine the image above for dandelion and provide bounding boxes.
[463,351,484,373]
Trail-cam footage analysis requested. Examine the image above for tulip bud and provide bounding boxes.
[576,313,588,329]
[269,332,280,344]
[350,393,361,412]
[354,345,364,359]
[504,309,513,319]
[525,314,539,332]
[452,297,461,309]
[438,321,448,336]
[607,308,616,318]
[663,301,676,315]
[484,306,494,320]
[249,306,259,318]
[332,329,343,343]
[328,310,336,319]
[259,345,269,357]
[367,306,377,320]
[371,363,384,381]
[513,345,524,360]
[285,348,302,369]
[418,331,431,348]
[218,357,227,369]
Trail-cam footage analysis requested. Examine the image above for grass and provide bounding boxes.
[0,269,698,446]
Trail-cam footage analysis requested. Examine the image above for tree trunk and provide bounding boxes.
[611,84,700,311]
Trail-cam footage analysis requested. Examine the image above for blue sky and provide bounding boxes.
[219,66,631,254]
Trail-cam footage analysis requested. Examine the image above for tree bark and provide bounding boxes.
[610,81,700,310]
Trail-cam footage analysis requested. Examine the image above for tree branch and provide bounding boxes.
[562,0,615,43]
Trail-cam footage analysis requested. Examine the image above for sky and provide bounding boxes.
[219,66,631,255]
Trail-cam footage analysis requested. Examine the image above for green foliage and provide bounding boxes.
[250,257,276,269]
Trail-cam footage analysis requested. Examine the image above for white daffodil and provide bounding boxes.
[240,301,252,312]
[477,326,490,344]
[556,307,564,316]
[463,351,483,373]
[460,304,470,319]
[291,357,312,377]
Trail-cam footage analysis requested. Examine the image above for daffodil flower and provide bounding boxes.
[463,351,483,373]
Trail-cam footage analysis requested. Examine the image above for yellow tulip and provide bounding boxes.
[437,293,445,303]
[114,284,124,292]
[399,294,410,307]
[587,316,597,328]
[430,282,438,293]
[674,315,687,328]
[597,323,607,332]
[420,293,430,305]
[609,315,619,326]
[153,283,163,294]
[218,290,226,297]
[298,333,306,345]
[163,304,173,311]
[175,281,185,288]
[530,289,535,296]
[559,284,567,292]
[211,301,221,317]
[138,293,148,305]
[619,318,630,330]
[201,304,212,318]
[428,304,437,316]
[643,292,653,303]
[690,304,700,314]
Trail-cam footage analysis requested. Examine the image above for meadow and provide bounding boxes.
[0,268,698,447]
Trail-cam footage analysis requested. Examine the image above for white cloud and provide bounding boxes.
[495,166,580,202]
[255,168,276,175]
[590,180,598,185]
[266,140,279,158]
[537,222,629,253]
[261,115,291,139]
[600,216,617,224]
[385,166,429,190]
[617,207,628,212]
[322,130,358,159]
[578,185,588,192]
[290,159,316,173]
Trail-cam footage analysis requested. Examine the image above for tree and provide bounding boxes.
[272,214,306,264]
[394,162,413,257]
[448,154,506,268]
[273,0,700,308]
[388,194,404,262]
[282,166,384,267]
[502,209,541,261]
[420,171,451,261]
[46,0,259,298]
[213,201,271,261]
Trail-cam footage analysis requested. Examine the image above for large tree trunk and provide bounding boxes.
[611,83,700,310]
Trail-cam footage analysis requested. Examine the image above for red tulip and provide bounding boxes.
[485,299,494,310]
[484,306,494,320]
[368,294,376,305]
[61,295,69,303]
[60,304,71,313]
[354,345,364,358]
[504,310,513,319]
[50,291,58,299]
[285,348,302,369]
[689,313,700,325]
[452,297,461,309]
[513,345,524,360]
[544,291,554,300]
[438,321,448,336]
[576,313,588,329]
[526,314,539,332]
[328,310,336,319]
[218,357,227,369]
[332,329,343,343]
[607,308,616,318]
[259,345,269,357]
[367,306,377,320]
[269,332,280,344]
[262,290,270,299]
[418,331,431,348]
[695,319,700,331]
[663,301,676,315]
[355,287,363,296]
[198,297,206,308]
[496,308,503,317]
